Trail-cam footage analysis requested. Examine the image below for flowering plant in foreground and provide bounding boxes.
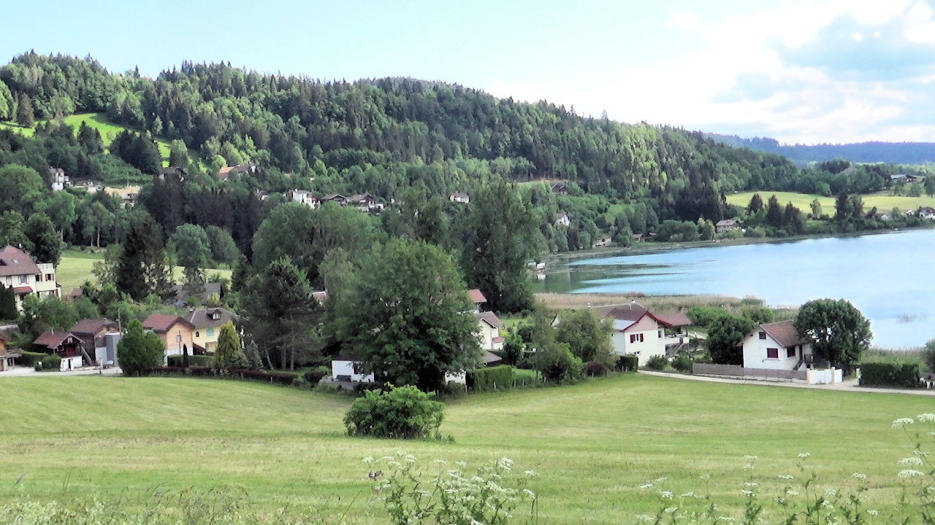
[634,413,935,524]
[365,453,538,525]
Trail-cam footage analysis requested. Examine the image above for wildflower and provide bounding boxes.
[718,517,735,522]
[524,469,539,477]
[898,469,924,479]
[659,490,673,500]
[404,454,416,463]
[455,461,467,467]
[868,510,879,516]
[852,472,867,480]
[917,413,935,423]
[744,482,759,488]
[653,476,668,484]
[635,514,655,523]
[899,457,924,467]
[892,417,915,428]
[664,506,678,513]
[363,456,374,464]
[639,483,654,489]
[497,457,514,471]
[741,490,754,496]
[681,491,695,498]
[434,459,447,465]
[797,452,811,459]
[786,489,800,496]
[778,474,795,480]
[523,489,536,499]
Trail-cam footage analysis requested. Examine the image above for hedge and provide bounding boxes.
[859,362,920,388]
[167,355,214,367]
[36,354,62,371]
[469,365,514,391]
[617,355,638,372]
[18,351,50,367]
[230,369,297,385]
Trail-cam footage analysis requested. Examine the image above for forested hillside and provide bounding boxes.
[707,133,935,165]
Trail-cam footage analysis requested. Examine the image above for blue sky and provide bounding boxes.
[3,0,935,144]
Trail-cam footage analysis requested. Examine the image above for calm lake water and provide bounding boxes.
[535,229,935,348]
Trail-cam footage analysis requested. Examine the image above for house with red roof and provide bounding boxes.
[33,330,85,370]
[0,245,62,312]
[143,313,196,359]
[605,303,693,366]
[69,318,120,364]
[741,320,813,371]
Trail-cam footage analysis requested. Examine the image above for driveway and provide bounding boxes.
[0,366,123,377]
[639,370,935,396]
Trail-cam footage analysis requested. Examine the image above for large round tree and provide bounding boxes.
[332,238,481,391]
[794,298,871,369]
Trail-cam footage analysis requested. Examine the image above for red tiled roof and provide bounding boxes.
[756,320,807,348]
[0,246,41,277]
[655,311,692,328]
[12,286,33,294]
[143,314,194,333]
[476,311,502,329]
[468,289,487,304]
[69,319,118,336]
[33,330,76,350]
[605,303,648,322]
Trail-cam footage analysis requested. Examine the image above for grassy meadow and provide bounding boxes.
[58,248,233,292]
[726,190,935,216]
[0,374,931,523]
[0,112,172,164]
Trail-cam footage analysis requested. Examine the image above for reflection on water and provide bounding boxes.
[534,229,935,348]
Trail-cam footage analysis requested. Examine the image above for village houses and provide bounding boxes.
[605,303,692,366]
[0,245,62,313]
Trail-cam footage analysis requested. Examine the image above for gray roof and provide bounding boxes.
[188,307,239,329]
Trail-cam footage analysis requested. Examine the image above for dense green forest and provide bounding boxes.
[0,51,920,260]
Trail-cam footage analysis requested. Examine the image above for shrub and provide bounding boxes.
[167,355,213,367]
[38,354,62,371]
[230,369,297,385]
[119,319,165,376]
[585,360,609,377]
[859,362,919,388]
[671,353,693,373]
[923,340,935,373]
[470,365,514,391]
[18,350,50,367]
[645,355,669,371]
[616,355,638,372]
[303,365,331,385]
[344,384,444,439]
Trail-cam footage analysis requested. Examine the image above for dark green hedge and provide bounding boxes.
[859,362,919,388]
[617,355,638,372]
[167,355,214,367]
[36,354,62,371]
[18,351,49,366]
[469,365,514,391]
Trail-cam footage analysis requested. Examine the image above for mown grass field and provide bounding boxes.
[0,374,930,523]
[0,112,172,164]
[727,190,935,216]
[58,248,233,291]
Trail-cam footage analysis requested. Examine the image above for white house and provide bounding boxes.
[554,212,571,227]
[449,192,470,204]
[919,207,935,220]
[715,219,740,234]
[1,245,62,312]
[331,351,375,383]
[475,311,504,351]
[741,320,813,371]
[49,167,69,192]
[288,189,319,208]
[606,304,692,366]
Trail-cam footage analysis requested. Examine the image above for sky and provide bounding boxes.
[3,0,935,145]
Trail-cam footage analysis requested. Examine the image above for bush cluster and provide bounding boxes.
[645,355,669,371]
[231,369,297,385]
[616,355,638,372]
[344,384,444,439]
[34,354,62,371]
[166,354,213,367]
[671,353,693,373]
[468,365,513,391]
[302,365,331,385]
[585,360,609,376]
[859,362,920,388]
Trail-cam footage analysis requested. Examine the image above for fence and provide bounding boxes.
[692,363,807,382]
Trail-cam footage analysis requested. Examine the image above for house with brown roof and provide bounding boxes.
[348,193,383,212]
[0,245,62,313]
[188,307,238,353]
[468,288,486,313]
[605,303,693,366]
[741,320,813,371]
[475,311,504,351]
[143,314,196,358]
[69,319,120,364]
[715,219,740,234]
[33,331,85,370]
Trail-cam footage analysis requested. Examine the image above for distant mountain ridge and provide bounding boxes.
[705,133,935,165]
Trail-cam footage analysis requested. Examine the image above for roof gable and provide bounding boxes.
[0,246,41,276]
[746,320,807,348]
[143,314,195,333]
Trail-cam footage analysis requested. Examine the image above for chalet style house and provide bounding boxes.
[0,245,62,313]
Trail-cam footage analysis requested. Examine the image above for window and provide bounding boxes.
[766,348,779,359]
[19,275,27,284]
[787,347,796,358]
[658,330,663,338]
[195,331,200,338]
[630,334,637,343]
[758,331,766,340]
[207,328,215,338]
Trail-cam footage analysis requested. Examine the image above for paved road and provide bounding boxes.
[639,370,935,396]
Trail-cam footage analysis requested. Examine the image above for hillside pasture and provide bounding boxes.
[58,248,233,291]
[726,190,935,216]
[0,374,930,523]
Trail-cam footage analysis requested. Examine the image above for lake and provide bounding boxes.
[535,229,935,348]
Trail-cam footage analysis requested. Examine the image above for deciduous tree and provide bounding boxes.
[794,298,871,369]
[170,223,210,285]
[707,313,754,365]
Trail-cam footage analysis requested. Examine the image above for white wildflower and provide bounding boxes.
[892,417,915,429]
[741,490,754,496]
[699,473,711,481]
[523,489,536,499]
[899,457,924,467]
[659,490,673,500]
[786,489,799,496]
[497,457,513,471]
[664,506,678,513]
[455,461,467,467]
[797,452,811,459]
[681,491,695,498]
[434,459,447,465]
[898,469,924,479]
[524,469,538,477]
[744,482,759,488]
[778,474,795,480]
[653,476,668,484]
[635,515,655,523]
[363,456,374,464]
[917,413,935,423]
[852,472,867,480]
[717,517,735,522]
[639,483,654,489]
[868,510,878,516]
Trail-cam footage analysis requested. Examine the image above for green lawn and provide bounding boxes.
[0,374,930,523]
[727,190,935,216]
[58,248,233,291]
[0,112,171,164]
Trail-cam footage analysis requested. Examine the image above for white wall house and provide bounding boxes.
[741,320,813,371]
[288,189,319,208]
[476,311,504,351]
[606,305,664,366]
[331,356,375,383]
